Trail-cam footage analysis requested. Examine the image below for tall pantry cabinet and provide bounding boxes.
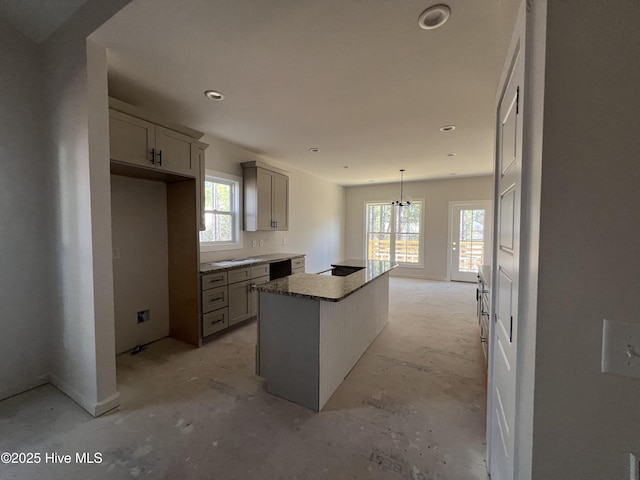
[108,97,206,350]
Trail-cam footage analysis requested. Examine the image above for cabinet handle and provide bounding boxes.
[157,150,162,166]
[150,148,156,165]
[210,316,224,325]
[480,336,487,343]
[209,295,223,302]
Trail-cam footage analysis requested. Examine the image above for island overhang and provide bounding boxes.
[256,259,397,302]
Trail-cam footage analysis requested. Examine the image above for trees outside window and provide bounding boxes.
[366,201,423,265]
[200,173,241,248]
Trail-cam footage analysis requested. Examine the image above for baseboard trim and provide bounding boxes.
[391,272,448,281]
[94,392,121,417]
[50,374,120,417]
[0,375,49,403]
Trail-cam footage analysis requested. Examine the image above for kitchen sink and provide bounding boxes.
[331,265,365,277]
[211,257,259,266]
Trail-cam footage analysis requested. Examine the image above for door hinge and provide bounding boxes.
[516,86,520,114]
[509,316,513,342]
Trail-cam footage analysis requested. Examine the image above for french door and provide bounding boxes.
[450,201,492,282]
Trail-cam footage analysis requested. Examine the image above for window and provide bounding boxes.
[365,201,423,265]
[200,171,242,251]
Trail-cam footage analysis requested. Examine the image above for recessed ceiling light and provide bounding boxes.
[342,166,349,169]
[446,153,456,157]
[418,4,451,30]
[309,148,320,153]
[440,125,456,132]
[204,90,224,100]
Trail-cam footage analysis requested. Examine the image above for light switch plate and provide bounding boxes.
[601,319,640,379]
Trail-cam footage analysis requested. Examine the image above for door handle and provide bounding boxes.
[150,148,156,165]
[157,150,162,166]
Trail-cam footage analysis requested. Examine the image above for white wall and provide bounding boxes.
[199,134,345,273]
[111,176,170,354]
[524,1,640,478]
[41,0,130,416]
[0,19,53,400]
[345,176,493,280]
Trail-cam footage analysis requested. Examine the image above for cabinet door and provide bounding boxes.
[155,126,195,177]
[256,168,274,230]
[272,172,288,230]
[228,280,252,326]
[250,275,270,317]
[195,143,207,231]
[109,110,155,169]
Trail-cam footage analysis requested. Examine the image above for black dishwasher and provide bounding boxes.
[270,259,292,280]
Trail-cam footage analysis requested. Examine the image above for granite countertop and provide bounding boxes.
[200,253,305,273]
[256,259,397,302]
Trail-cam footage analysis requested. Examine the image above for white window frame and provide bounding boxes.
[364,199,424,268]
[200,170,243,252]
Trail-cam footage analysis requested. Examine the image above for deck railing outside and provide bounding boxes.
[368,239,484,269]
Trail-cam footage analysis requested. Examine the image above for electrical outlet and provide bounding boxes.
[283,238,287,246]
[259,239,264,247]
[602,319,640,379]
[113,248,120,260]
[252,240,257,248]
[631,453,640,480]
[137,309,150,324]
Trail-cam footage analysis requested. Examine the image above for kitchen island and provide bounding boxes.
[257,259,396,411]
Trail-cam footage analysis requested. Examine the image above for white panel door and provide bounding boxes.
[450,201,492,282]
[488,45,523,480]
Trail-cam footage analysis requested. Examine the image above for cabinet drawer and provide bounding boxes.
[292,267,304,274]
[228,267,251,284]
[251,264,269,278]
[202,286,228,313]
[292,257,305,269]
[202,271,228,290]
[203,308,228,337]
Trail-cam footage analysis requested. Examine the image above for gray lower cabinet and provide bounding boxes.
[251,275,270,315]
[292,256,305,274]
[228,279,252,326]
[203,308,228,337]
[201,263,274,338]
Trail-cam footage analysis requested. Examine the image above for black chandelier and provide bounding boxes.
[391,169,411,207]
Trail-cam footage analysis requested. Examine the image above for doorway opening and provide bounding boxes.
[449,201,492,282]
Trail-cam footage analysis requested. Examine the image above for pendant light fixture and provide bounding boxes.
[391,169,411,207]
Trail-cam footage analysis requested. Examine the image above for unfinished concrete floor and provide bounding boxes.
[0,278,487,480]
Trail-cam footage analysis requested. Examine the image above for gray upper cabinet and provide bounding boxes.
[109,110,155,169]
[242,161,289,231]
[109,109,197,178]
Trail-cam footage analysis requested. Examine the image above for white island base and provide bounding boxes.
[259,272,389,411]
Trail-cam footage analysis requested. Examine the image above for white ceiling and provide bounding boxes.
[7,0,520,186]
